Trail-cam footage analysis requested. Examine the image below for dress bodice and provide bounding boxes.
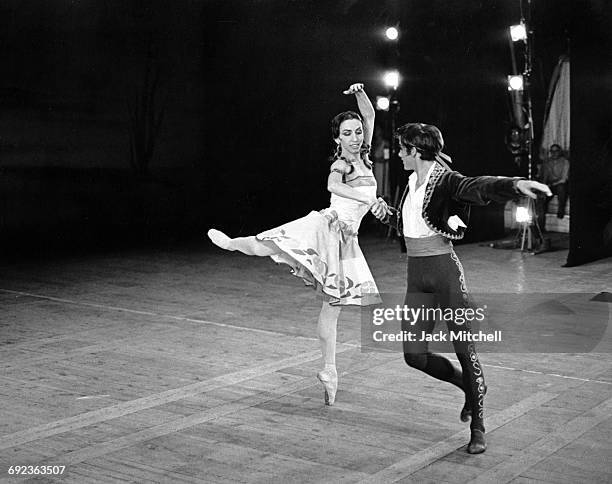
[327,185,377,230]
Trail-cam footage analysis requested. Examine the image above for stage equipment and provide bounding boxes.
[383,70,400,90]
[385,27,399,41]
[507,75,524,91]
[510,22,527,42]
[376,96,390,111]
[380,20,403,248]
[383,72,401,242]
[515,197,544,251]
[515,205,531,224]
[507,4,545,252]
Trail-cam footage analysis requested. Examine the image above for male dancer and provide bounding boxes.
[383,123,551,453]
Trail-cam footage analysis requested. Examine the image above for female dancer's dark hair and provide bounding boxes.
[331,110,363,138]
[330,110,372,168]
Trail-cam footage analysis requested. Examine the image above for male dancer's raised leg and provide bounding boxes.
[401,255,486,454]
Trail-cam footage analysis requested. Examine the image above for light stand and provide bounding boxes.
[513,4,545,253]
[386,87,401,242]
[389,89,399,190]
[381,23,403,247]
[515,198,543,251]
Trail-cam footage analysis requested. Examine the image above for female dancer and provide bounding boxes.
[208,83,390,405]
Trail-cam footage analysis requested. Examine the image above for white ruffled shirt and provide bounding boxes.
[402,164,437,238]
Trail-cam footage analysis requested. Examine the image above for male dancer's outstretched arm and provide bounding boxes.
[445,172,551,205]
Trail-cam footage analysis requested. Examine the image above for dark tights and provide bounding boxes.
[402,251,485,432]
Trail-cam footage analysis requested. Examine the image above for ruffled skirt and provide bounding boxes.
[256,209,381,306]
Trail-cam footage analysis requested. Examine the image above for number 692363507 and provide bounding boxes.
[8,465,66,475]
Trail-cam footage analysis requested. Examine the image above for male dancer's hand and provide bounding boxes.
[516,180,553,199]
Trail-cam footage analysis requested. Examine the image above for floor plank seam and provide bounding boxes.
[447,359,612,386]
[0,288,321,341]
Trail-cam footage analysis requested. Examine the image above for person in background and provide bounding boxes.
[372,125,391,201]
[538,144,569,229]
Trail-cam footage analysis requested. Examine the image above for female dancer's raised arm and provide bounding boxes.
[327,83,389,220]
[344,83,375,146]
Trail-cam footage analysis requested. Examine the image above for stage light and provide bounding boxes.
[510,22,527,42]
[385,27,399,41]
[376,96,390,111]
[383,70,400,90]
[515,206,532,224]
[507,75,524,91]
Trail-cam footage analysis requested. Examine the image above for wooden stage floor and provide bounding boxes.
[0,235,611,483]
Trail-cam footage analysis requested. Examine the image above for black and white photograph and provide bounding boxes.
[1,0,611,482]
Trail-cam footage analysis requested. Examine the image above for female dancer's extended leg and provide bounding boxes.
[316,301,341,405]
[209,228,342,406]
[208,229,280,256]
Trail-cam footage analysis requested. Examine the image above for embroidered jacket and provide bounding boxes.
[386,163,522,240]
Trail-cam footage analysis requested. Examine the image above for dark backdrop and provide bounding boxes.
[1,0,608,263]
[567,0,612,266]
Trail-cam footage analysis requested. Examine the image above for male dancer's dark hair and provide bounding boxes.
[396,123,444,161]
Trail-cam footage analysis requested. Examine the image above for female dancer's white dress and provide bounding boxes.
[257,182,381,306]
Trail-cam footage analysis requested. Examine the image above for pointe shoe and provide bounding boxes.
[316,368,338,406]
[460,384,488,422]
[207,229,233,250]
[467,429,486,454]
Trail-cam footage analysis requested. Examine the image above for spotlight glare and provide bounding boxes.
[383,70,400,90]
[507,75,524,91]
[515,206,532,224]
[385,27,399,41]
[376,96,390,111]
[510,23,527,42]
